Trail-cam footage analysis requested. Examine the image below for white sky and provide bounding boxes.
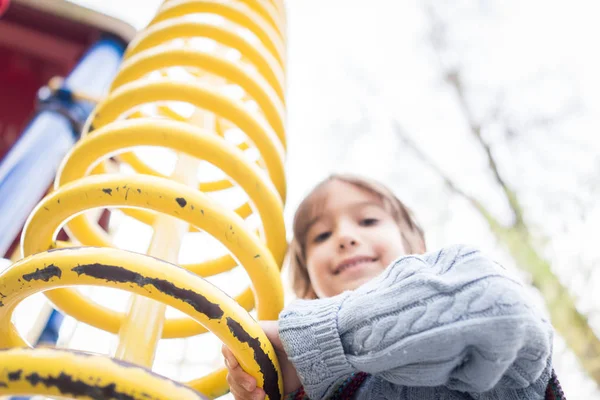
[9,0,600,398]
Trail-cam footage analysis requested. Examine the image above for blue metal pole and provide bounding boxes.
[0,111,75,255]
[36,309,64,344]
[0,35,125,256]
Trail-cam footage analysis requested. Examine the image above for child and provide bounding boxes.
[222,174,562,400]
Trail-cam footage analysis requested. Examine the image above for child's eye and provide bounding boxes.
[313,231,331,243]
[360,218,378,226]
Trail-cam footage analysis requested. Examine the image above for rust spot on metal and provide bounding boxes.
[102,188,113,196]
[226,318,280,400]
[8,369,22,381]
[176,197,187,208]
[25,372,135,400]
[72,263,223,319]
[22,264,62,282]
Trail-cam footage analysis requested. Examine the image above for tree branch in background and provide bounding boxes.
[392,121,487,215]
[425,4,526,229]
[391,119,600,383]
[444,70,527,229]
[395,6,600,379]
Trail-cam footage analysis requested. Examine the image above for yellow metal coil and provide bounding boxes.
[0,0,287,398]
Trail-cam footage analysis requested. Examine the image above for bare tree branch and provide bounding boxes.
[415,1,600,385]
[392,118,600,384]
[425,4,526,229]
[392,121,482,210]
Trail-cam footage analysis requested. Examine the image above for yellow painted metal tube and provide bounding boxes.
[115,106,262,231]
[149,0,286,67]
[111,47,286,146]
[58,119,285,263]
[87,79,287,201]
[114,152,199,367]
[123,19,285,101]
[161,0,286,39]
[0,348,207,399]
[113,108,255,200]
[0,0,289,398]
[22,174,284,336]
[0,246,283,398]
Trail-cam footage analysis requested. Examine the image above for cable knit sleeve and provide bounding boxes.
[278,245,554,399]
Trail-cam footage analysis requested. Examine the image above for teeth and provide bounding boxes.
[337,258,375,273]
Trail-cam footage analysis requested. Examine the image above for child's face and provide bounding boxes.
[304,180,407,298]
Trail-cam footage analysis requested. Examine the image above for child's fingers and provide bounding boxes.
[226,365,257,392]
[222,344,264,399]
[229,386,266,400]
[221,344,239,368]
[227,373,266,400]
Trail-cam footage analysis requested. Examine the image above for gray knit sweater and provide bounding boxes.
[278,245,553,399]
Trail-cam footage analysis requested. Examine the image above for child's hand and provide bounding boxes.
[222,344,265,399]
[222,320,302,399]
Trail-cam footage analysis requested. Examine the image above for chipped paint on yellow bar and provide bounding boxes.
[0,246,283,399]
[8,0,289,397]
[20,175,284,339]
[0,348,207,399]
[89,79,287,201]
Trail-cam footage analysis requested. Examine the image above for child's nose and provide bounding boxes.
[338,236,357,250]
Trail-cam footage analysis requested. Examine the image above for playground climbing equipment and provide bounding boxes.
[0,0,287,398]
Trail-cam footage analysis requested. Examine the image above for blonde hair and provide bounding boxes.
[287,173,426,299]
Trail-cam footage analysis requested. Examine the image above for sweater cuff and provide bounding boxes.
[279,293,355,398]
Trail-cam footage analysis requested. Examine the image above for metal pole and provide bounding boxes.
[0,36,125,257]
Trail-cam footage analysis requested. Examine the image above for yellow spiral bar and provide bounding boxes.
[0,246,281,397]
[0,348,207,399]
[150,0,285,68]
[25,173,283,337]
[123,19,285,101]
[112,47,285,144]
[0,0,289,398]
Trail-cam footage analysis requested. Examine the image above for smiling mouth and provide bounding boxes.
[334,257,378,275]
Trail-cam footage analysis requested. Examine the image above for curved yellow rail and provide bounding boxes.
[0,348,207,399]
[0,0,288,398]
